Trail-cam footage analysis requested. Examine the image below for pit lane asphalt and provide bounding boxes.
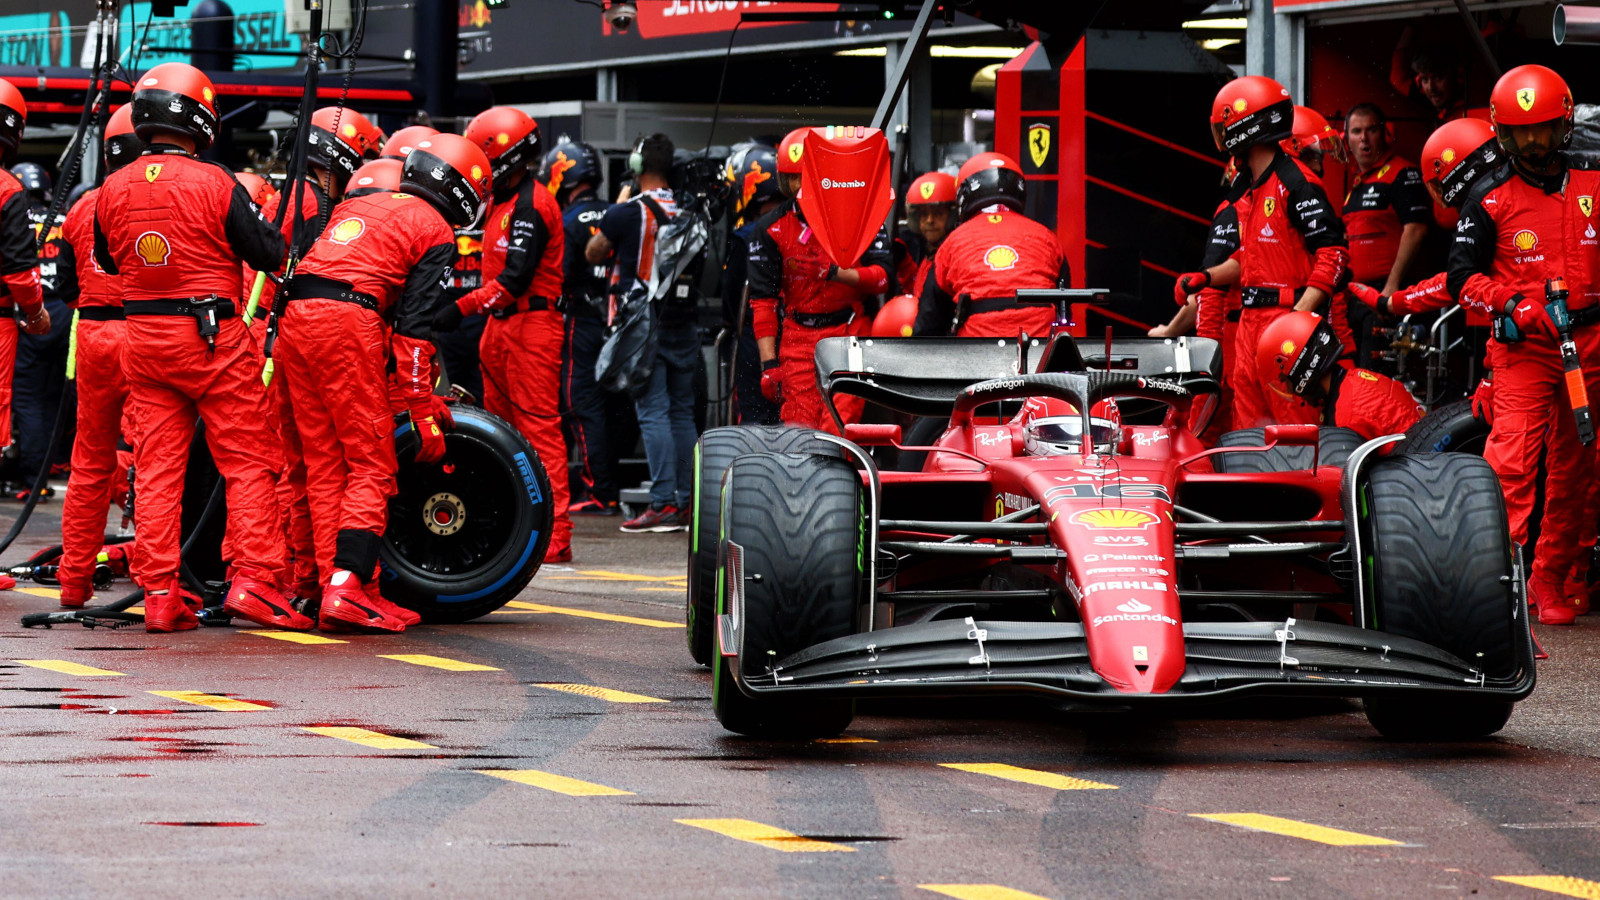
[5,499,1600,900]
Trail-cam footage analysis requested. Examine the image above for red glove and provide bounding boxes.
[393,333,446,462]
[458,280,511,317]
[760,359,783,404]
[425,394,455,431]
[1173,271,1210,305]
[412,413,447,464]
[1471,376,1495,425]
[1506,294,1557,340]
[1348,282,1383,310]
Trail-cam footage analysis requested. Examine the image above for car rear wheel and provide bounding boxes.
[713,451,858,739]
[687,425,837,666]
[1359,452,1521,740]
[1211,426,1363,472]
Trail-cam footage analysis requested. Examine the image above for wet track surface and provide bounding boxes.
[6,505,1600,899]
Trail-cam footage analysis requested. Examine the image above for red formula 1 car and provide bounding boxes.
[686,293,1534,741]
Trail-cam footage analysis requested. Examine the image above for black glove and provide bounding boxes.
[431,302,464,333]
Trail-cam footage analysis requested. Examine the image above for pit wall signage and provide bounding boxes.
[0,1,297,71]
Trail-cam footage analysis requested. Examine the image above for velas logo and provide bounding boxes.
[919,181,936,200]
[1582,196,1594,217]
[145,163,162,182]
[329,217,366,245]
[135,231,171,266]
[820,177,865,190]
[1518,87,1536,112]
[983,244,1019,270]
[1513,229,1538,251]
[1072,508,1157,530]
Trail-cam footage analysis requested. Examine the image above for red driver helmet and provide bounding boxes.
[0,80,23,165]
[402,132,493,228]
[956,152,1026,221]
[463,106,542,183]
[1257,310,1343,400]
[234,171,276,207]
[345,158,403,198]
[1489,64,1574,162]
[103,105,142,175]
[131,62,218,152]
[1281,106,1346,170]
[381,125,439,161]
[871,294,919,338]
[306,106,370,190]
[1421,118,1500,209]
[1020,396,1122,456]
[1210,75,1293,155]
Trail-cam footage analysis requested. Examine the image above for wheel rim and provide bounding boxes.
[385,432,526,584]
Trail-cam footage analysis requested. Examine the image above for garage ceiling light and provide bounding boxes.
[1183,17,1248,29]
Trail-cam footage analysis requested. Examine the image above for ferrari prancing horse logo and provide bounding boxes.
[1027,122,1051,168]
[1517,88,1536,112]
[1581,196,1594,218]
[145,164,162,183]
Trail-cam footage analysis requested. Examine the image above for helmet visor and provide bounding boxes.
[1026,416,1120,455]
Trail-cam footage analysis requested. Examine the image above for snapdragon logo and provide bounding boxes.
[1091,596,1178,628]
[821,177,866,190]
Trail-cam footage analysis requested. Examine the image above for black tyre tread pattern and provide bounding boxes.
[687,425,837,664]
[713,451,856,738]
[1367,454,1517,680]
[1393,399,1487,456]
[1211,426,1363,473]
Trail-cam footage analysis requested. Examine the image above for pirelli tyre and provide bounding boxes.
[380,406,553,623]
[1393,399,1488,456]
[687,425,839,666]
[1358,452,1520,740]
[713,451,858,739]
[1211,426,1362,473]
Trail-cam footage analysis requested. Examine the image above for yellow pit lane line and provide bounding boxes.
[543,569,685,583]
[815,736,878,744]
[495,601,682,628]
[940,762,1117,791]
[1190,813,1403,847]
[675,819,855,853]
[532,683,666,703]
[16,586,62,599]
[148,690,272,712]
[241,630,348,645]
[302,726,436,750]
[16,659,123,677]
[478,769,633,797]
[378,654,502,672]
[1496,875,1600,898]
[920,885,1053,900]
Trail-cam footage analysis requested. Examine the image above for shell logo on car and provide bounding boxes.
[1071,508,1157,530]
[983,244,1019,271]
[329,217,366,245]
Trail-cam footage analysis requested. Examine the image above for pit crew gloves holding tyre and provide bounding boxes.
[55,105,142,609]
[1256,311,1424,440]
[93,62,294,633]
[276,133,486,633]
[1447,64,1600,626]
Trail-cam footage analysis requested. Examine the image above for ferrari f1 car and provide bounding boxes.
[686,294,1535,741]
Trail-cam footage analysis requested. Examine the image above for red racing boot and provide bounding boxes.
[223,575,315,631]
[1532,576,1578,627]
[144,579,199,633]
[544,541,572,564]
[60,583,93,610]
[360,574,421,627]
[319,571,407,633]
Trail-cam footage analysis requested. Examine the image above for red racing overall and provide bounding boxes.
[0,169,43,451]
[1447,160,1600,596]
[278,190,456,587]
[456,177,571,547]
[1323,363,1424,440]
[93,146,287,593]
[748,201,891,432]
[913,206,1068,339]
[1343,153,1431,285]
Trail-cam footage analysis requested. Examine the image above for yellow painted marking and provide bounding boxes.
[378,654,501,672]
[17,586,62,599]
[503,601,681,628]
[1190,813,1402,846]
[148,690,271,712]
[533,682,666,703]
[545,569,683,583]
[920,885,1052,900]
[16,659,123,677]
[636,586,687,593]
[478,769,633,797]
[940,762,1117,791]
[127,605,145,615]
[302,726,435,750]
[1496,876,1600,899]
[242,630,348,645]
[816,736,878,744]
[675,818,854,853]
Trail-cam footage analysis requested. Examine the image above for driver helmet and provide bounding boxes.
[1019,396,1122,456]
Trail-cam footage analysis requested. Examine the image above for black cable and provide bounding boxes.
[703,20,744,157]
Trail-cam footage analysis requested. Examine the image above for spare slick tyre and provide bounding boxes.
[380,405,553,623]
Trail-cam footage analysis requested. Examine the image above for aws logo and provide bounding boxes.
[983,244,1019,271]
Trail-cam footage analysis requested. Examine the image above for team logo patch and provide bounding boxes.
[787,142,804,164]
[987,214,1004,224]
[547,152,575,195]
[919,180,936,200]
[1513,229,1538,251]
[983,244,1019,271]
[1071,508,1157,530]
[471,164,484,182]
[1441,148,1457,164]
[1357,370,1378,381]
[500,212,511,230]
[329,217,366,245]
[1582,196,1595,218]
[144,164,163,183]
[496,132,511,145]
[201,86,213,104]
[342,123,358,139]
[135,231,171,266]
[1280,340,1296,356]
[1028,122,1051,168]
[1232,97,1248,113]
[1517,88,1536,112]
[742,162,771,208]
[1263,197,1276,217]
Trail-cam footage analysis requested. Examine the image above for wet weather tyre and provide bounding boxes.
[379,406,553,623]
[1211,427,1363,473]
[1392,399,1488,456]
[687,425,838,666]
[1361,453,1519,740]
[713,452,858,739]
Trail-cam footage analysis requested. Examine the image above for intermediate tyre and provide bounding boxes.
[1359,452,1521,739]
[687,425,837,665]
[1211,426,1362,473]
[1393,399,1488,456]
[380,405,553,623]
[713,451,859,739]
